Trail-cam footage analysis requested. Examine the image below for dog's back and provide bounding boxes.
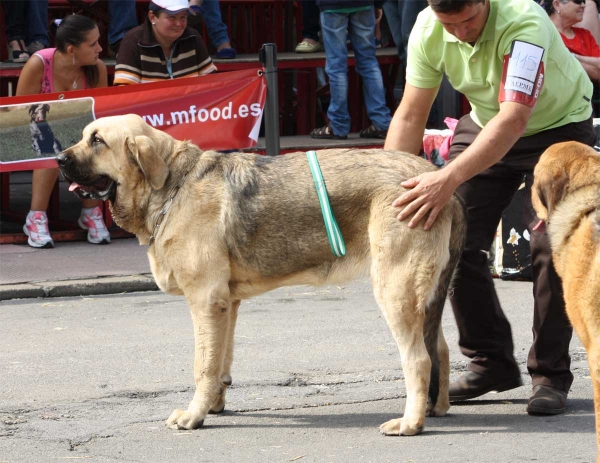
[195,148,463,287]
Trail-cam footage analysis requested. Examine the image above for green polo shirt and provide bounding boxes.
[407,0,593,135]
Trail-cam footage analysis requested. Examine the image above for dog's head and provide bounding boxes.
[29,104,50,123]
[532,141,600,232]
[56,114,173,207]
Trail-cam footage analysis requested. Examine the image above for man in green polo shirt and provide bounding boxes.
[384,0,597,416]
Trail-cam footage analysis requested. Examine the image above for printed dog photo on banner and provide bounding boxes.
[0,98,94,166]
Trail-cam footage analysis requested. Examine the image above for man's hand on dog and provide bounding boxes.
[393,169,459,230]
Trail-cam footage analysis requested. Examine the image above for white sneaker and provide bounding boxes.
[23,211,54,248]
[78,206,111,244]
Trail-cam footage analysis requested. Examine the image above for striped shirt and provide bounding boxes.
[114,21,217,85]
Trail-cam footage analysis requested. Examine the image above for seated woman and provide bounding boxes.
[545,0,600,82]
[16,15,110,248]
[576,0,600,45]
[114,0,217,85]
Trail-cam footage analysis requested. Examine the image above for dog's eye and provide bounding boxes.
[92,136,103,146]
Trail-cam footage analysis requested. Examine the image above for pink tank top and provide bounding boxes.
[34,48,89,94]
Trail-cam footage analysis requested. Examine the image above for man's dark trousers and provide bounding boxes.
[448,114,597,392]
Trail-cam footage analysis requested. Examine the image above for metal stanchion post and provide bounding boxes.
[259,43,280,156]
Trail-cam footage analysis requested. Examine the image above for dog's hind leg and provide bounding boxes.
[373,249,441,436]
[166,285,231,430]
[426,200,466,418]
[424,245,460,418]
[425,325,450,417]
[577,320,600,460]
[375,269,430,435]
[209,299,240,414]
[590,345,600,462]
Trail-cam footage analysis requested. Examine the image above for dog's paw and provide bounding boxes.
[208,397,226,414]
[425,402,449,417]
[379,418,423,436]
[208,374,232,414]
[379,418,402,436]
[221,374,232,386]
[166,408,205,430]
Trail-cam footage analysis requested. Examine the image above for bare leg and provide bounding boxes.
[32,168,101,214]
[30,168,59,211]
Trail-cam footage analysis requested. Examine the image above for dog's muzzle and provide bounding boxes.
[57,151,117,201]
[67,176,116,201]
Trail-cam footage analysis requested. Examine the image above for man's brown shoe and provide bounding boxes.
[449,371,523,402]
[526,385,567,415]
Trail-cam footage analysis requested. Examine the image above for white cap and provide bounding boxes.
[149,0,195,14]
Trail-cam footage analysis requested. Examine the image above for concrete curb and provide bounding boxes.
[0,274,159,301]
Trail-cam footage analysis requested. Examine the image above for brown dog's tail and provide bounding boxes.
[423,196,467,407]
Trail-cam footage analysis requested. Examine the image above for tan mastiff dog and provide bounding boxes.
[57,114,466,436]
[531,141,600,461]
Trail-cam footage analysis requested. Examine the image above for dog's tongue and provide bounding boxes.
[69,182,82,192]
[532,219,546,233]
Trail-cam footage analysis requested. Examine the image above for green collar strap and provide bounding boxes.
[306,150,346,258]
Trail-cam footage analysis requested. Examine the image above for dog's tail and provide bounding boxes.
[423,196,467,408]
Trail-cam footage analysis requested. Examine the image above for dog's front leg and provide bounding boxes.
[31,136,41,158]
[166,286,231,430]
[209,299,240,414]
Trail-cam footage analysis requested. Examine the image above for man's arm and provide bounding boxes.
[384,83,439,154]
[393,100,532,230]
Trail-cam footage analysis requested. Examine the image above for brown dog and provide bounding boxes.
[56,114,467,436]
[531,141,600,461]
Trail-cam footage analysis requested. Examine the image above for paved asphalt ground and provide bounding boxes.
[0,243,597,463]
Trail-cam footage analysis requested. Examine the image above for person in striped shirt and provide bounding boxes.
[114,0,216,85]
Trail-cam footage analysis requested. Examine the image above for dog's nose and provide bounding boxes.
[56,152,71,166]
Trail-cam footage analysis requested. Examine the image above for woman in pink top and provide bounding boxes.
[16,15,109,249]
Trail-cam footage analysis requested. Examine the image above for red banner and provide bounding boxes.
[0,69,267,172]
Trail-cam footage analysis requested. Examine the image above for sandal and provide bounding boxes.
[359,123,388,139]
[310,124,347,140]
[295,39,322,53]
[8,40,29,63]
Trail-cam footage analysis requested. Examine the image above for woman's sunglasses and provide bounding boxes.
[571,0,586,4]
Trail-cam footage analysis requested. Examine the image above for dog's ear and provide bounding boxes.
[43,104,50,113]
[531,180,549,223]
[126,135,169,190]
[29,105,35,116]
[533,168,568,218]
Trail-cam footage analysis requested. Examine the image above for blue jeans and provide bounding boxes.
[382,0,427,66]
[201,0,230,48]
[320,9,391,137]
[1,0,26,41]
[300,0,320,42]
[27,1,49,46]
[107,0,138,45]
